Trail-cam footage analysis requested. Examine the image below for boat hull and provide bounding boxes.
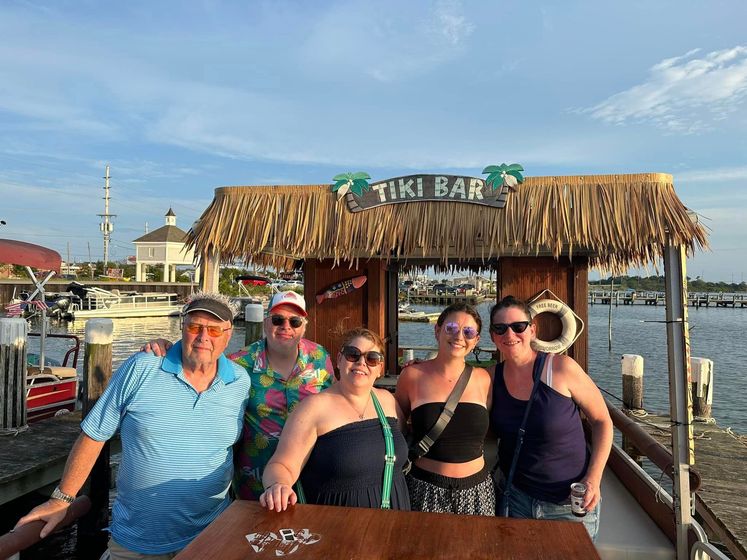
[26,374,78,423]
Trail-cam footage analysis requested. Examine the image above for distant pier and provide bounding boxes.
[589,290,747,308]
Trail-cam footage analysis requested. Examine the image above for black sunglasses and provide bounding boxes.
[489,321,532,335]
[341,345,385,367]
[269,314,305,328]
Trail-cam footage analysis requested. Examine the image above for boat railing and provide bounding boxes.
[604,398,732,559]
[606,401,701,489]
[691,540,730,560]
[398,345,497,364]
[27,332,81,368]
[0,496,91,559]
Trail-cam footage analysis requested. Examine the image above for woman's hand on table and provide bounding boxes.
[259,482,297,512]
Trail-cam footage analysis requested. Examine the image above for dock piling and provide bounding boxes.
[78,318,114,557]
[244,303,264,346]
[621,354,644,464]
[621,354,644,410]
[0,318,28,433]
[690,357,714,420]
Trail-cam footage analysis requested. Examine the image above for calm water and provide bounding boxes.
[27,302,747,433]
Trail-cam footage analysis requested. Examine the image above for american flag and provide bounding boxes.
[4,302,24,317]
[27,300,49,310]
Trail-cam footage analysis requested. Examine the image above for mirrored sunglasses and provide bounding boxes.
[341,345,385,367]
[489,321,532,335]
[443,322,479,340]
[269,314,305,328]
[185,323,231,337]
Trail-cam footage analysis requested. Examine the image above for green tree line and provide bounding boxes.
[591,275,747,293]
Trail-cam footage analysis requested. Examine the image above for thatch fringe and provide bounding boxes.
[187,173,708,273]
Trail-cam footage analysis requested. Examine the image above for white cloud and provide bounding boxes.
[430,0,474,46]
[583,46,747,132]
[675,165,747,183]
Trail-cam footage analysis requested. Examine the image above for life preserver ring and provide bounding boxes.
[528,299,577,353]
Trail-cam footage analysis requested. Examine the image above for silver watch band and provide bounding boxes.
[51,486,75,504]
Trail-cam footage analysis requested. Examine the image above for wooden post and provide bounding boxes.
[199,249,220,293]
[621,354,644,410]
[77,319,114,557]
[244,303,264,346]
[0,318,28,432]
[690,357,713,419]
[607,281,613,351]
[621,354,644,464]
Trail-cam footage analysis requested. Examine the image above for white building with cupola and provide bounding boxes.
[133,208,198,282]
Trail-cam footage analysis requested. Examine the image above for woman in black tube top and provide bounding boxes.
[260,327,410,512]
[395,303,495,515]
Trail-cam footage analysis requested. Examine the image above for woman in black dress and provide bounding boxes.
[260,327,410,511]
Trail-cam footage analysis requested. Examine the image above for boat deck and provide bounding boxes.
[597,468,674,559]
[632,412,747,559]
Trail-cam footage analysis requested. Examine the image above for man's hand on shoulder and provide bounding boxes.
[140,339,172,357]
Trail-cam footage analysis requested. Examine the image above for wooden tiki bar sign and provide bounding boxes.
[344,174,511,212]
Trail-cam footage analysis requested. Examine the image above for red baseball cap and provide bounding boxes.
[267,291,307,317]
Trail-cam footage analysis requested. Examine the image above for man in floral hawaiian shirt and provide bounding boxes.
[229,291,334,499]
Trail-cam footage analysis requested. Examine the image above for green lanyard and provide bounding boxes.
[371,391,395,509]
[295,392,396,509]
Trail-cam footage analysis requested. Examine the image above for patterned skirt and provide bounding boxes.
[406,464,495,516]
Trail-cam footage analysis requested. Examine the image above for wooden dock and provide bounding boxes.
[402,292,488,306]
[0,412,120,506]
[630,412,747,559]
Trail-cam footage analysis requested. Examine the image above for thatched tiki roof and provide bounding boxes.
[187,172,707,272]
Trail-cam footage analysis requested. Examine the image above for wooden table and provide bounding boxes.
[175,501,600,559]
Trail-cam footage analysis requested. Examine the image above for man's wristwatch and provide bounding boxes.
[50,486,75,504]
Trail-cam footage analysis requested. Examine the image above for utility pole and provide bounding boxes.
[67,242,71,275]
[98,164,116,270]
[88,241,93,278]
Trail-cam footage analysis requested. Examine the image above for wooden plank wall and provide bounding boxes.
[303,259,387,367]
[497,257,589,371]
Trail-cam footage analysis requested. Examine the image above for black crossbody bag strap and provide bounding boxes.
[499,352,547,517]
[410,365,473,461]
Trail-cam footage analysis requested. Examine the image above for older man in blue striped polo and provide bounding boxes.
[15,292,251,560]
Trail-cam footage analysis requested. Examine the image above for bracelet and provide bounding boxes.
[50,486,76,504]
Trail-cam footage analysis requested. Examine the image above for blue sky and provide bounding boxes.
[1,1,746,282]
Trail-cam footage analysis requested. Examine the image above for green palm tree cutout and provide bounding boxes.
[331,172,371,199]
[482,164,525,191]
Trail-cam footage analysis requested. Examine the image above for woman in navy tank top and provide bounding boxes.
[488,296,612,540]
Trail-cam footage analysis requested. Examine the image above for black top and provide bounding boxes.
[299,418,410,510]
[410,402,489,463]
